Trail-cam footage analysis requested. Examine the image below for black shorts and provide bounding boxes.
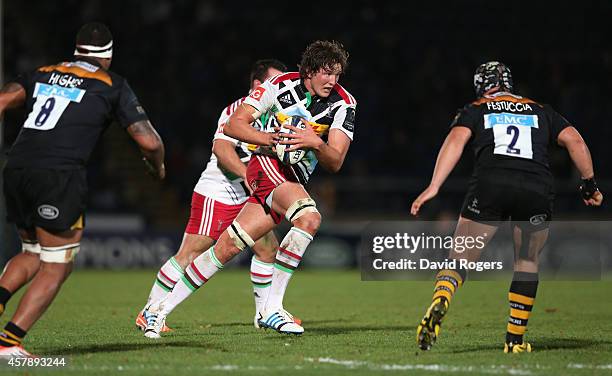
[3,168,87,232]
[460,168,554,231]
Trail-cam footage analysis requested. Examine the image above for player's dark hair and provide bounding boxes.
[250,59,287,84]
[76,22,113,46]
[299,40,349,78]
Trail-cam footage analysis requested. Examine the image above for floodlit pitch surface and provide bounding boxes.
[1,270,611,375]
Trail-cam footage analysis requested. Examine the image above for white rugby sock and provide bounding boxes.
[146,257,184,307]
[158,248,223,315]
[265,227,313,312]
[250,256,273,315]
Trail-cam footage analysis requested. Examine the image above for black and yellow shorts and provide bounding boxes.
[460,168,554,231]
[3,167,87,232]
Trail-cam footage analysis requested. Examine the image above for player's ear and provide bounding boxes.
[252,79,262,88]
[101,58,112,70]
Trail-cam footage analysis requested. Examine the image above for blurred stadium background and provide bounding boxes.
[1,1,610,269]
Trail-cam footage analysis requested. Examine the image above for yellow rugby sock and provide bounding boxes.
[432,268,466,305]
[506,272,538,344]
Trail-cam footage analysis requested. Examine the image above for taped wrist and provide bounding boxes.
[580,177,599,199]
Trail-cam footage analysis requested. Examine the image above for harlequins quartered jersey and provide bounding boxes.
[194,96,263,205]
[7,59,148,169]
[243,72,357,185]
[450,91,571,176]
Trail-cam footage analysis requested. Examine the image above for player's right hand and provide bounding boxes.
[143,158,166,180]
[157,164,166,180]
[411,185,439,216]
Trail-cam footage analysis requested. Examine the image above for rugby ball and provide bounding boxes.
[276,116,307,165]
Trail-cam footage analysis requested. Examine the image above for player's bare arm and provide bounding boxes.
[212,139,247,180]
[411,126,472,216]
[225,104,277,146]
[557,126,594,179]
[557,126,603,206]
[127,120,166,180]
[282,125,350,173]
[0,82,26,115]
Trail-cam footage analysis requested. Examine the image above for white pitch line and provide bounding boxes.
[211,365,239,371]
[305,357,536,375]
[568,363,612,370]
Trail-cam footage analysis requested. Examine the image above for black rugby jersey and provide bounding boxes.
[6,58,148,169]
[450,92,570,176]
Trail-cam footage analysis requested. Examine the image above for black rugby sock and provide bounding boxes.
[0,322,27,348]
[0,287,12,316]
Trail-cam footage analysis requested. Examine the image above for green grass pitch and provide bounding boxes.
[1,270,611,375]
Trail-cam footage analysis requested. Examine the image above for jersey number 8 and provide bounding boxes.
[23,82,85,131]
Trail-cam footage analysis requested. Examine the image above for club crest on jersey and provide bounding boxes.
[249,86,266,101]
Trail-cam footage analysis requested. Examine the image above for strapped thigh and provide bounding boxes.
[40,243,80,263]
[285,198,319,223]
[227,221,255,251]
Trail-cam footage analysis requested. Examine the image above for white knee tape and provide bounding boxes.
[40,243,80,263]
[22,241,41,254]
[227,222,255,251]
[285,198,319,222]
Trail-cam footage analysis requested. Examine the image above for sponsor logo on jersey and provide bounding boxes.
[277,92,295,108]
[467,197,480,214]
[484,112,539,129]
[342,107,356,132]
[38,205,60,220]
[486,101,533,112]
[529,214,547,225]
[72,61,100,72]
[48,73,83,88]
[249,86,266,100]
[34,83,86,102]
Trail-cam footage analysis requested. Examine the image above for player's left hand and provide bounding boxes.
[579,178,603,206]
[280,120,324,152]
[411,185,439,216]
[583,190,603,206]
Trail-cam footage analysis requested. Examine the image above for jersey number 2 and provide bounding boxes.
[484,112,538,160]
[506,125,521,155]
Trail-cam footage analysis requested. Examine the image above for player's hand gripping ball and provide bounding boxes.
[276,116,307,165]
